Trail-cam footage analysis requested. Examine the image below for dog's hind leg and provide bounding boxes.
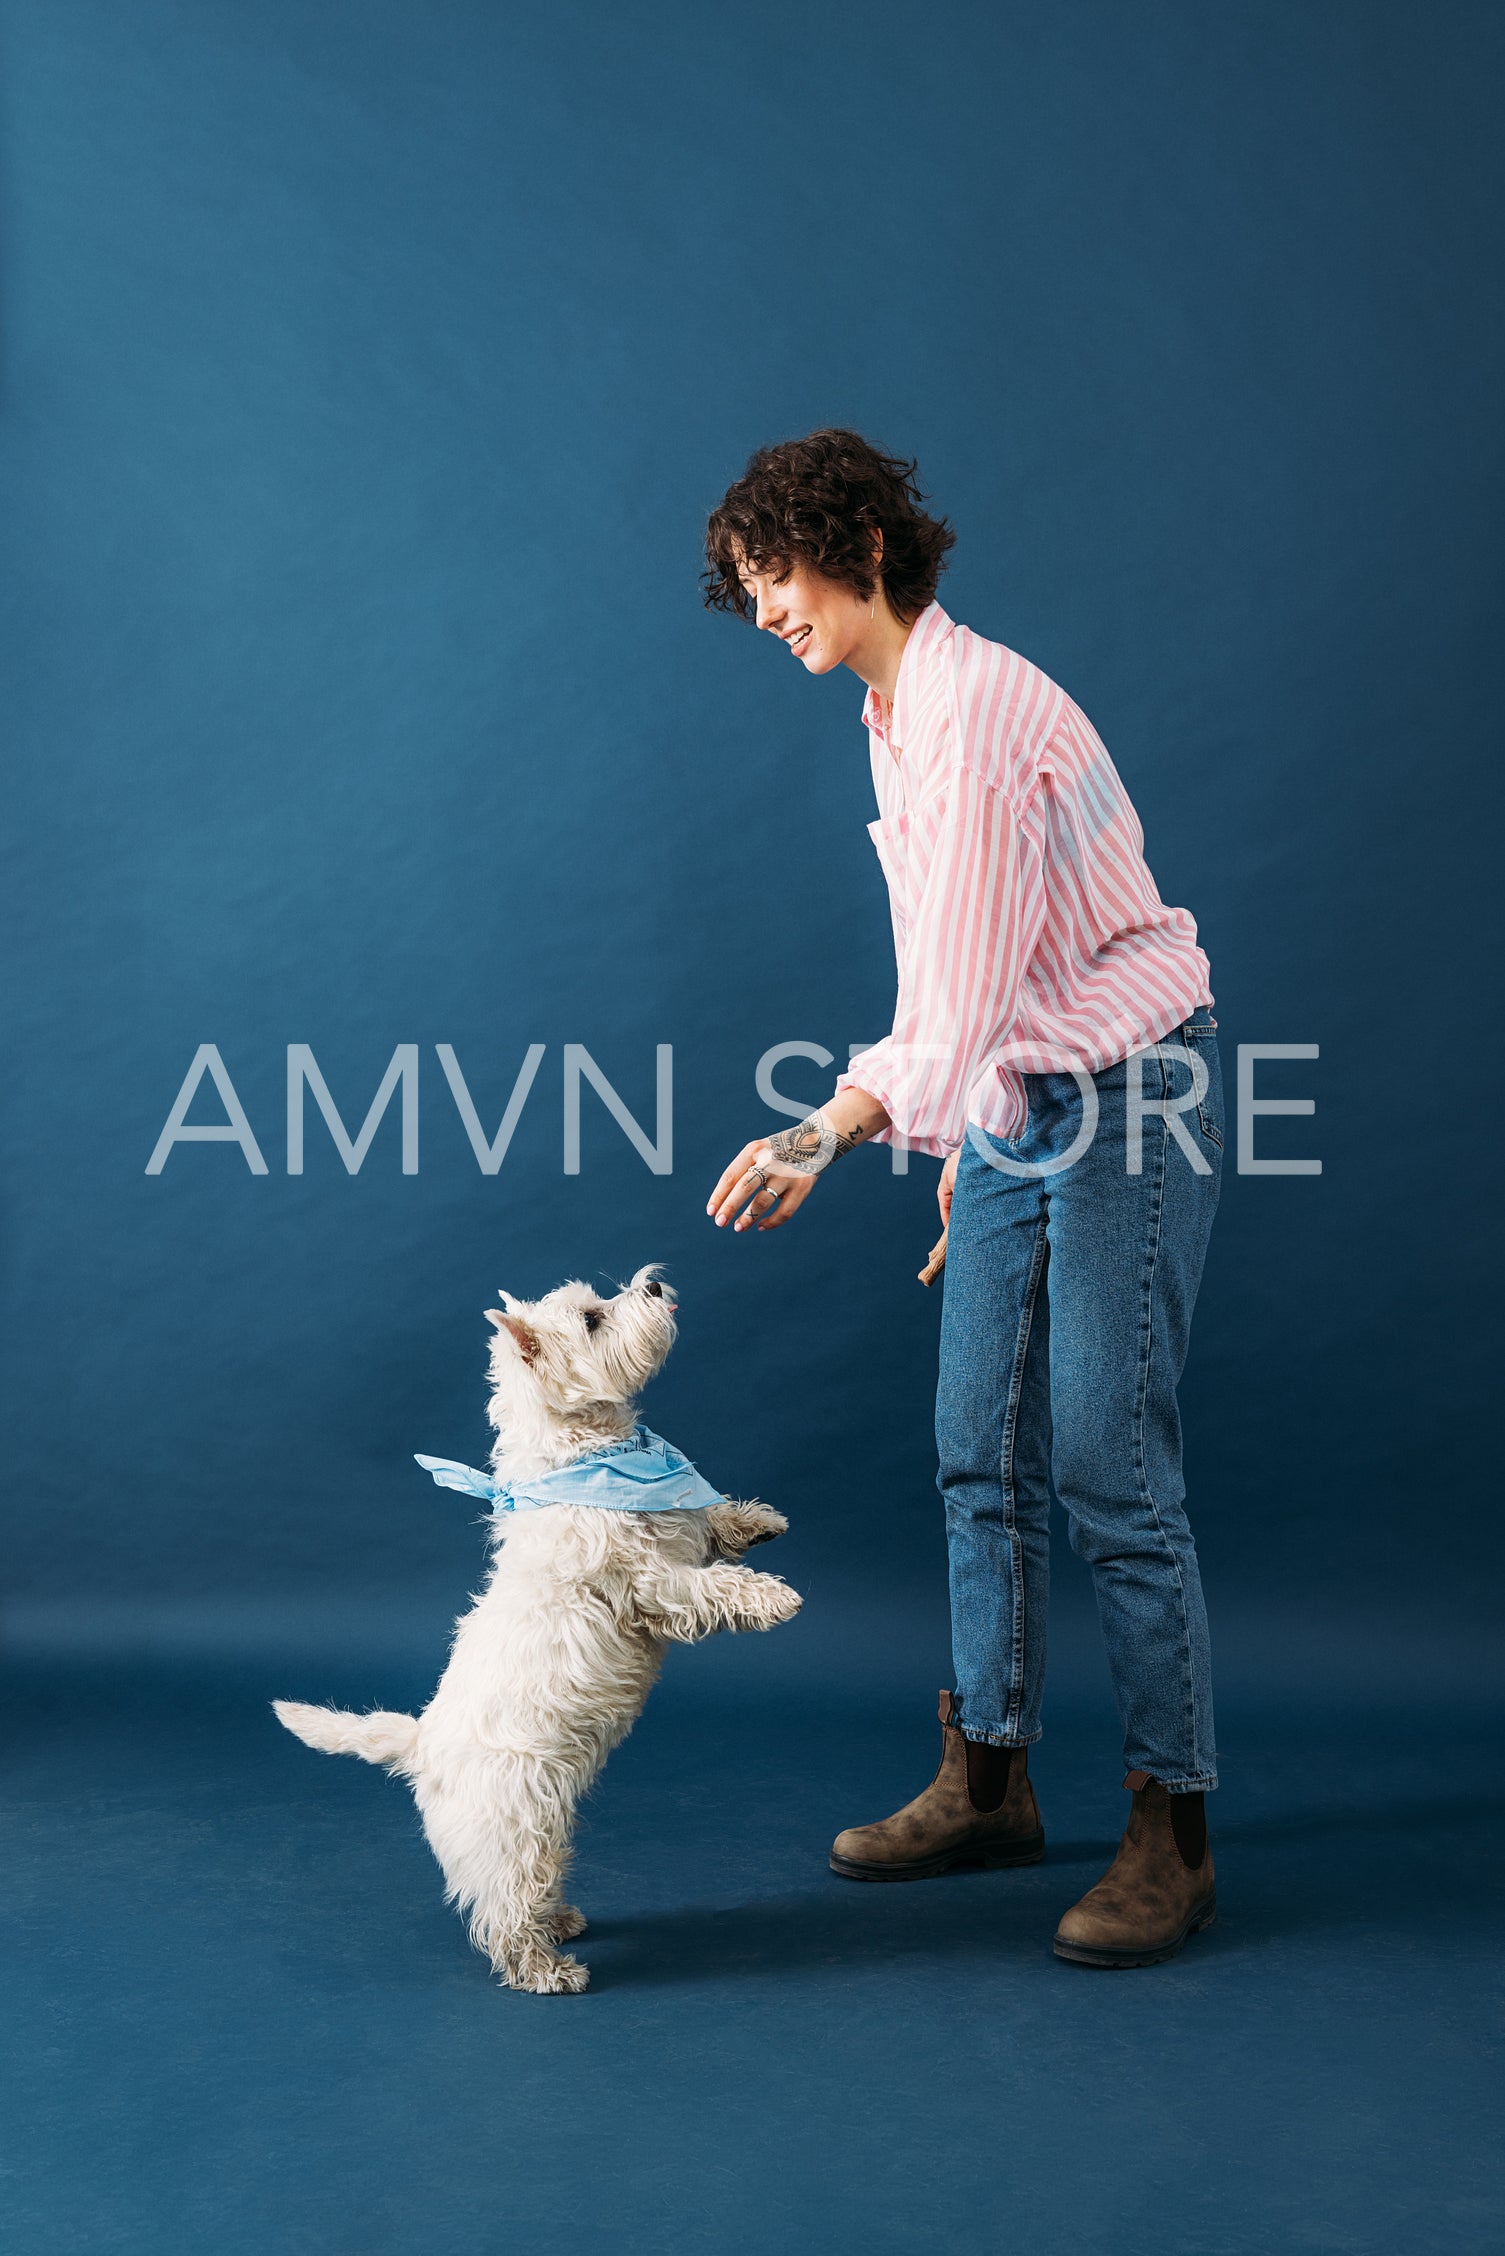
[482,1919,587,1995]
[474,1882,589,1993]
[439,1773,589,1996]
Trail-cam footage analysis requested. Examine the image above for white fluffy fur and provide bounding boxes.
[274,1264,799,1994]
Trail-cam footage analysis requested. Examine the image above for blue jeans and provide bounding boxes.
[935,1009,1223,1791]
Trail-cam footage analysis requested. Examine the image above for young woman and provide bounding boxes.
[702,430,1223,1968]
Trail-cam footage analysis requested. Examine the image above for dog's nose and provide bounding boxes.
[645,1279,663,1297]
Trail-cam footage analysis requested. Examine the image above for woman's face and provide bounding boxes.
[735,556,874,677]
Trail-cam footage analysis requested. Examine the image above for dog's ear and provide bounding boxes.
[486,1309,540,1365]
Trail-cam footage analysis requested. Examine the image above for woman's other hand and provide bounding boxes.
[938,1148,959,1225]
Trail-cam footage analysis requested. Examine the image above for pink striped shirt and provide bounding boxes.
[834,601,1212,1157]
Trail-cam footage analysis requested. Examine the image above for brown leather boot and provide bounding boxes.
[829,1691,1045,1881]
[1053,1771,1216,1967]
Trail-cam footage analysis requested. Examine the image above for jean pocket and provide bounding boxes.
[1177,1022,1223,1148]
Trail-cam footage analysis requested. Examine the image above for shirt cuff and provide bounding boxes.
[835,1050,959,1161]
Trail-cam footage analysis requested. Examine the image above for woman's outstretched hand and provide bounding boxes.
[706,1087,892,1234]
[706,1139,822,1232]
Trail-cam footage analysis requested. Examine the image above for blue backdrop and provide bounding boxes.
[5,5,1503,2252]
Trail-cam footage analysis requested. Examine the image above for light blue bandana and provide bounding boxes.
[415,1424,724,1517]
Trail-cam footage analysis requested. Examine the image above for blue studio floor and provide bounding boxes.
[4,1604,1502,2256]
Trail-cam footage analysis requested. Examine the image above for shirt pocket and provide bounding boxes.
[867,807,910,896]
[867,779,949,936]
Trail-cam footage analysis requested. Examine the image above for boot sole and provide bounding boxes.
[1052,1893,1217,1968]
[829,1834,1046,1882]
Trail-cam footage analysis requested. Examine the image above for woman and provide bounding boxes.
[703,430,1223,1969]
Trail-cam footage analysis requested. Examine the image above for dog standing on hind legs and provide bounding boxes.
[275,1266,799,1994]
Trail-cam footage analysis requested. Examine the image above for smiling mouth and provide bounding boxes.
[786,625,813,656]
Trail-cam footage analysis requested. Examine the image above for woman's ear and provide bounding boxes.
[485,1309,539,1365]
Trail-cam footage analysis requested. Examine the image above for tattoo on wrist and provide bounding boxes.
[766,1109,863,1175]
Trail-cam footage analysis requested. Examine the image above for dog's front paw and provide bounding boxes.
[749,1577,803,1629]
[706,1500,788,1556]
[551,1904,588,1942]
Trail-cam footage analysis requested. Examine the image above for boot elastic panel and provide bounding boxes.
[964,1737,1017,1815]
[1169,1791,1208,1870]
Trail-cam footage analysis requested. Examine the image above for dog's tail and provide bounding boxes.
[273,1700,418,1768]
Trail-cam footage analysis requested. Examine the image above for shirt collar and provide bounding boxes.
[861,600,953,742]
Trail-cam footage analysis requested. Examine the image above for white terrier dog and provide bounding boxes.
[274,1266,798,1994]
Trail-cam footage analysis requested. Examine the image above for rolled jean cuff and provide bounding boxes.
[1158,1772,1219,1794]
[955,1718,1042,1749]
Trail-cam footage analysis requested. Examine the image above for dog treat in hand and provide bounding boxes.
[918,1226,948,1287]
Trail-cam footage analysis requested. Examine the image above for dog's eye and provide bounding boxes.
[582,1310,602,1333]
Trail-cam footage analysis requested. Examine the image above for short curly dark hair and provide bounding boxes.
[702,428,955,626]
